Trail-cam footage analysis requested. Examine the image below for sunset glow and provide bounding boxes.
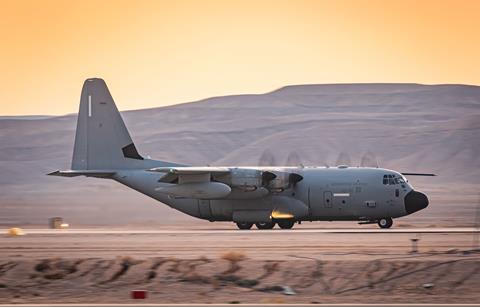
[1,0,479,115]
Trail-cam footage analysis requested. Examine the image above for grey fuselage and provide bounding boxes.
[112,165,421,223]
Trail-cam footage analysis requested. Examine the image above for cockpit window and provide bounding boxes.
[383,174,404,185]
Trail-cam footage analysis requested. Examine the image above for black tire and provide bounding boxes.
[377,217,393,229]
[236,222,253,230]
[277,220,295,229]
[255,221,275,230]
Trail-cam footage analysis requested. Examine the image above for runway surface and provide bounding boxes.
[4,227,479,235]
[2,227,479,260]
[2,304,480,307]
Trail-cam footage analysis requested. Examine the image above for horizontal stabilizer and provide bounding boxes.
[48,170,115,178]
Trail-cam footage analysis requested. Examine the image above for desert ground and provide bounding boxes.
[1,226,479,304]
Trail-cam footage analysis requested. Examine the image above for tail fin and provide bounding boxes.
[72,78,143,170]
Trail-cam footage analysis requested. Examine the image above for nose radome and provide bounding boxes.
[404,190,429,214]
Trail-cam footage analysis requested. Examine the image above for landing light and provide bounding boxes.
[271,210,294,219]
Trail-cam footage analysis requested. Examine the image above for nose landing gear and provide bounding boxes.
[377,217,393,229]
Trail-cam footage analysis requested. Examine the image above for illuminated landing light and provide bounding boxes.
[271,210,294,219]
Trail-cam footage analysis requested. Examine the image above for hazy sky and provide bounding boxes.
[1,0,479,115]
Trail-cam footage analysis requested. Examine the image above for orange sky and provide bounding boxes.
[1,0,479,115]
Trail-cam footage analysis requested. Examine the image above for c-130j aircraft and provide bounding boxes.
[50,78,433,230]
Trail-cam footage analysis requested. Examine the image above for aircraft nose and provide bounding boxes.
[404,190,429,214]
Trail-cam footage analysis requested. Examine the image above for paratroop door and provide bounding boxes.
[198,199,212,219]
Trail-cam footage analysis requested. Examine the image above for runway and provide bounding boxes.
[1,304,480,307]
[5,227,479,235]
[2,227,479,261]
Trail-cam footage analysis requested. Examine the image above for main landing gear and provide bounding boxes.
[377,217,393,229]
[235,220,297,230]
[277,220,295,229]
[255,221,275,229]
[235,222,253,230]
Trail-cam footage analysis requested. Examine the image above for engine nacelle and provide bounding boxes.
[266,171,304,193]
[214,168,303,196]
[215,168,263,190]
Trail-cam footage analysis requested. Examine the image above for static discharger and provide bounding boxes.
[271,210,294,219]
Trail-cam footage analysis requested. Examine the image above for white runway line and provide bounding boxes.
[5,227,479,235]
[1,304,480,307]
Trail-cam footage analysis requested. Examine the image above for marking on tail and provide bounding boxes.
[88,95,92,117]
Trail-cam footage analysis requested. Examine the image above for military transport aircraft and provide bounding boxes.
[49,78,432,230]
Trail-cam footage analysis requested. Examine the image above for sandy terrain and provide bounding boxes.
[1,228,479,303]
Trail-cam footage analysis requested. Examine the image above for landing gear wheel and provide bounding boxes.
[277,220,295,229]
[236,222,253,230]
[255,221,275,230]
[378,217,393,229]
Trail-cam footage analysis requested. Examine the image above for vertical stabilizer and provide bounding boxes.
[72,78,143,170]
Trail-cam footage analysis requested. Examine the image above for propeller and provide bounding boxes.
[285,151,302,167]
[360,151,379,168]
[258,149,277,166]
[335,152,351,166]
[257,150,304,191]
[401,173,436,176]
